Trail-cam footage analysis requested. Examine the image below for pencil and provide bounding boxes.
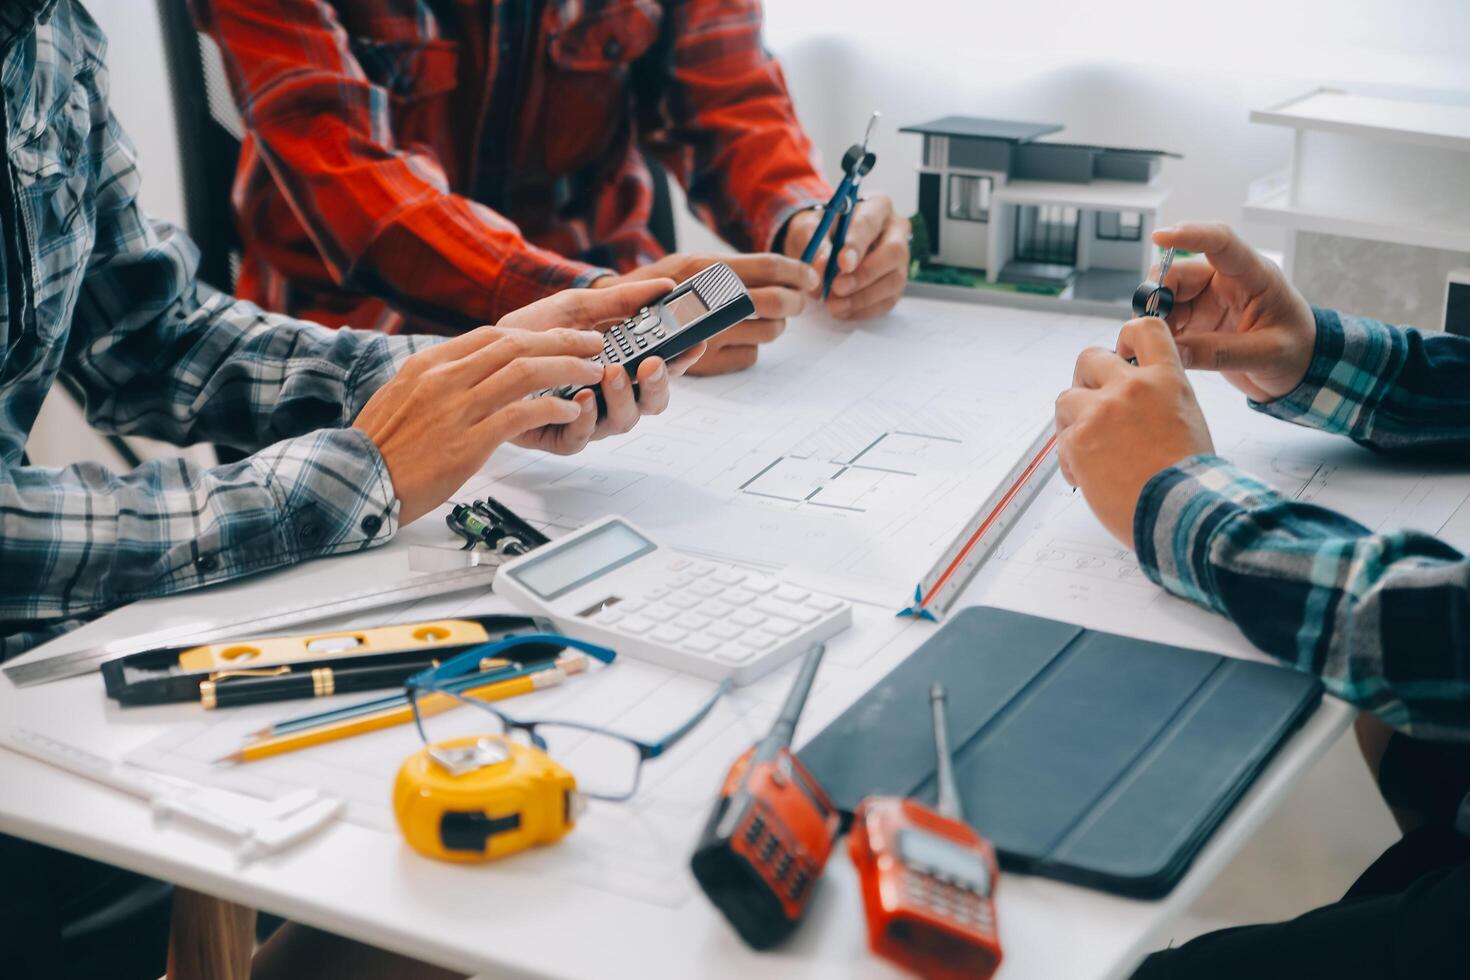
[247,655,542,738]
[218,666,567,765]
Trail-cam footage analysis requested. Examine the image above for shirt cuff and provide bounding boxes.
[758,180,835,255]
[344,331,441,420]
[159,427,400,594]
[1248,307,1403,437]
[1132,454,1286,614]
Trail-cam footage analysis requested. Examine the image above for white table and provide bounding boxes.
[0,520,1352,980]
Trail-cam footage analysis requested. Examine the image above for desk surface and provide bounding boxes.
[0,527,1352,980]
[0,296,1393,979]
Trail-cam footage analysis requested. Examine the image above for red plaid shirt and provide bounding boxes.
[192,0,832,334]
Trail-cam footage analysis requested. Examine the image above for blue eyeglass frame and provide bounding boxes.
[405,632,732,800]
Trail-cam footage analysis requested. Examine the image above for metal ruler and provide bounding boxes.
[898,423,1060,621]
[3,565,500,688]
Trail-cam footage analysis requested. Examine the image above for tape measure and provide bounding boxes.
[393,735,581,863]
[899,422,1059,622]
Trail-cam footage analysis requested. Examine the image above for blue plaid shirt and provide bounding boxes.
[1136,308,1470,739]
[0,1,428,658]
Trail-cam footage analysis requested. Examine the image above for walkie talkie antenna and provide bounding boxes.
[930,684,963,822]
[767,644,826,750]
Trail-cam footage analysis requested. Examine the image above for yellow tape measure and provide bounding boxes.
[393,735,581,862]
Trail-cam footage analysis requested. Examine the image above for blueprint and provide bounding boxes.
[470,298,1120,605]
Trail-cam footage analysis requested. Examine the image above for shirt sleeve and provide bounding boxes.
[0,102,429,651]
[653,0,833,253]
[1251,307,1470,457]
[1134,454,1470,740]
[191,0,606,330]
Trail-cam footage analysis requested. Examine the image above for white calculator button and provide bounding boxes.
[714,645,756,665]
[761,619,799,637]
[754,599,819,624]
[675,613,712,632]
[593,610,624,626]
[687,563,716,578]
[689,581,723,598]
[723,588,758,606]
[645,587,671,600]
[697,600,735,619]
[804,595,844,612]
[710,569,746,586]
[666,593,702,611]
[681,635,721,655]
[707,622,743,641]
[618,616,655,635]
[650,625,689,644]
[737,632,777,651]
[666,558,691,571]
[742,576,779,595]
[668,575,694,588]
[617,599,647,613]
[774,586,810,603]
[730,609,767,629]
[643,603,678,622]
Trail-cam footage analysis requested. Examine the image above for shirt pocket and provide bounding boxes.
[546,0,662,74]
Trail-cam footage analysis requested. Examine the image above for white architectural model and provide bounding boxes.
[1244,89,1470,334]
[904,116,1177,304]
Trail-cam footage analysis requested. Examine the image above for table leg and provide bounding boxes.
[167,887,256,980]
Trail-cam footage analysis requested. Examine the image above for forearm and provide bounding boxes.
[1135,455,1470,739]
[661,0,831,252]
[196,0,604,327]
[1253,308,1470,456]
[0,428,396,647]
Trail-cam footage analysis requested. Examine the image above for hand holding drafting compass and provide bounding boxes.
[801,111,881,299]
[1132,246,1176,320]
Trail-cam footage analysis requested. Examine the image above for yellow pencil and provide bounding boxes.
[217,667,566,765]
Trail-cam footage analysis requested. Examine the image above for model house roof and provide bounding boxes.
[1037,141,1181,159]
[900,116,1063,143]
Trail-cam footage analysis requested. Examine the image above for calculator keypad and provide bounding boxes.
[587,559,849,673]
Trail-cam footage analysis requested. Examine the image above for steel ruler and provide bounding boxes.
[3,565,500,688]
[898,423,1060,621]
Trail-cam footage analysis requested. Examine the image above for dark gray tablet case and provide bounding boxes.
[799,606,1323,898]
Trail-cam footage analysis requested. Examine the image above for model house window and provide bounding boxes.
[1014,205,1081,266]
[1096,210,1143,242]
[947,175,993,222]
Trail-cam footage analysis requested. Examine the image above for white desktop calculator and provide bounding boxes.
[494,517,852,685]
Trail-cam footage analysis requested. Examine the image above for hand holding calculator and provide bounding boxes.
[537,262,755,411]
[494,517,852,685]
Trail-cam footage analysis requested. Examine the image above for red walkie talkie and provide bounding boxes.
[690,645,841,949]
[849,685,1003,979]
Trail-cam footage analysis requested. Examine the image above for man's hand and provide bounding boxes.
[594,253,816,376]
[1055,317,1215,545]
[356,280,695,525]
[782,192,910,321]
[1140,222,1317,402]
[497,280,705,452]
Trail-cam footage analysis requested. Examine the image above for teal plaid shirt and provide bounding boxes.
[1136,308,1470,739]
[0,1,428,657]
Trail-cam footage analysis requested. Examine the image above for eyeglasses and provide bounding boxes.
[405,633,730,801]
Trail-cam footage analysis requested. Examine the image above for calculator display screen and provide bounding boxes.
[508,521,657,601]
[662,289,709,327]
[896,829,991,894]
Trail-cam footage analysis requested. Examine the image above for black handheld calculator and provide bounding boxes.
[540,262,755,409]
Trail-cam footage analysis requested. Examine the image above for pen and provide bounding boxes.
[219,664,577,765]
[251,653,575,738]
[201,657,447,710]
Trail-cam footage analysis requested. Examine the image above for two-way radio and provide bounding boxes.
[690,645,842,948]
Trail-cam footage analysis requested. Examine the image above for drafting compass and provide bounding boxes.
[801,111,881,299]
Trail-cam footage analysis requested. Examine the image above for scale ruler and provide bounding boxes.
[899,423,1060,621]
[3,565,501,688]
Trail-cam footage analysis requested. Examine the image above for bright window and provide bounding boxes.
[947,175,993,222]
[1096,210,1143,241]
